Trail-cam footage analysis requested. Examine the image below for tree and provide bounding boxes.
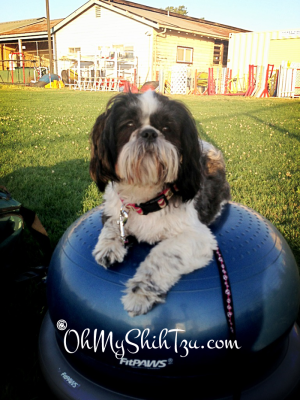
[165,5,188,15]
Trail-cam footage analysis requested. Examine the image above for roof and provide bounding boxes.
[53,0,249,39]
[103,0,249,38]
[0,18,45,33]
[0,18,63,37]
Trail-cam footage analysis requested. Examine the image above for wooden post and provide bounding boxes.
[46,0,53,74]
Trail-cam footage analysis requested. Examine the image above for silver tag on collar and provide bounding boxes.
[117,206,129,244]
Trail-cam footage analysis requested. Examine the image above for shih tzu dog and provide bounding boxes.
[90,91,230,317]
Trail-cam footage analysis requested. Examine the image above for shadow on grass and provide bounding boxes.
[1,158,96,247]
[248,113,300,143]
[197,100,300,143]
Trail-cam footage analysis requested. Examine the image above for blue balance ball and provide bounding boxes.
[40,202,300,400]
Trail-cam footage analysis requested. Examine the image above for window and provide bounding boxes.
[177,46,193,64]
[68,47,81,54]
[110,45,134,59]
[213,40,228,66]
[213,44,221,65]
[124,46,134,59]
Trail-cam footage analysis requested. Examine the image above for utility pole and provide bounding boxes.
[46,0,53,74]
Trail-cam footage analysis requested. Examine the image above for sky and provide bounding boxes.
[0,0,299,32]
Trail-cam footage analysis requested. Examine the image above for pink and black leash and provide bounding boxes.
[214,247,236,341]
[214,246,241,400]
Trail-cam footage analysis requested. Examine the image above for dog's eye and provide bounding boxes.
[162,126,170,133]
[127,121,134,127]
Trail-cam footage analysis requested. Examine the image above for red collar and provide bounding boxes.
[120,184,179,215]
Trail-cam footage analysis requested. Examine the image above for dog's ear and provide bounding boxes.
[175,106,203,202]
[90,109,119,192]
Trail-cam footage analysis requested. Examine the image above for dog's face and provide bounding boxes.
[90,91,203,202]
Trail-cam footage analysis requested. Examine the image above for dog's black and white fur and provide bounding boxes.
[90,91,230,317]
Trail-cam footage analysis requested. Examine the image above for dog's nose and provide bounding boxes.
[139,128,158,141]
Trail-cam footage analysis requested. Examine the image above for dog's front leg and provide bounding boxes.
[93,218,127,269]
[122,227,217,317]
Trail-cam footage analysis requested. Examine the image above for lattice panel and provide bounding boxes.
[171,66,188,94]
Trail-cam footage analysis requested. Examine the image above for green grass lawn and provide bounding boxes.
[0,86,299,399]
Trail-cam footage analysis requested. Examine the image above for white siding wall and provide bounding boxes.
[55,5,153,83]
[227,29,300,77]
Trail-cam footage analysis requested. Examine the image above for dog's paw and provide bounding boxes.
[93,239,127,269]
[121,279,166,317]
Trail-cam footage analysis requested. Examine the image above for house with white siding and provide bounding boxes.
[0,0,248,87]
